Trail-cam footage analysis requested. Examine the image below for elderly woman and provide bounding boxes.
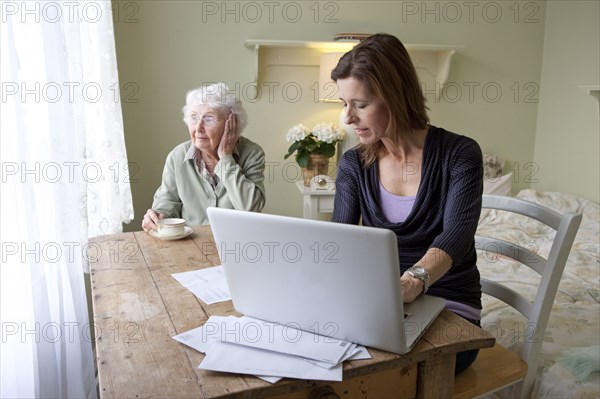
[142,83,265,231]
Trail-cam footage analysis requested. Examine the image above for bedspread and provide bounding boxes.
[477,189,600,398]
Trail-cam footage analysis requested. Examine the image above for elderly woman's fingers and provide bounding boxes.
[229,111,238,135]
[142,209,162,233]
[218,113,238,157]
[224,112,236,136]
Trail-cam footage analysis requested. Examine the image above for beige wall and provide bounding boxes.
[113,0,548,231]
[533,0,599,203]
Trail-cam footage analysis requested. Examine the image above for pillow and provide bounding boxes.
[483,172,513,196]
[480,172,513,223]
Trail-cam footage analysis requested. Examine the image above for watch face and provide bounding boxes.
[411,266,426,277]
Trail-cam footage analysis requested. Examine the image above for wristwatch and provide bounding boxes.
[406,265,430,294]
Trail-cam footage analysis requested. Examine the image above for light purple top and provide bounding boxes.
[379,182,416,223]
[379,183,481,320]
[446,300,481,321]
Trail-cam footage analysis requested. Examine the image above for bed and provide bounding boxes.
[476,188,600,398]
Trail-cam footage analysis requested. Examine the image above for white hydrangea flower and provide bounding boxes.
[313,122,345,143]
[286,124,309,142]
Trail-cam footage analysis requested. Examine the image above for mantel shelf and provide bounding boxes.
[244,39,463,99]
[580,85,600,120]
[579,85,600,103]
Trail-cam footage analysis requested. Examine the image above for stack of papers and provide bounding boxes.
[171,268,371,382]
[173,315,371,383]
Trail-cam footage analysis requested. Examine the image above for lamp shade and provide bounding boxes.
[318,52,345,102]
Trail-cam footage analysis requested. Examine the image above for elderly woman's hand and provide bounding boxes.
[217,112,238,158]
[142,208,165,233]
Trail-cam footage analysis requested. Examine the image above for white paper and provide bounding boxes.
[173,315,366,384]
[171,266,231,304]
[217,316,352,365]
[305,344,372,370]
[255,375,282,384]
[345,345,372,361]
[172,316,234,353]
[173,316,286,382]
[199,341,343,381]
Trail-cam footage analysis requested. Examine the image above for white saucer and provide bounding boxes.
[149,226,193,241]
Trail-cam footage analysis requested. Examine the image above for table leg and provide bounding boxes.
[303,195,319,220]
[416,354,456,398]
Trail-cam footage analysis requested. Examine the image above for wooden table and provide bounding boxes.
[90,226,494,398]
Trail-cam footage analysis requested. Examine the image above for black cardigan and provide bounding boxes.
[332,125,483,310]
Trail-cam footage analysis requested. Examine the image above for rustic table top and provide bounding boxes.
[90,225,494,398]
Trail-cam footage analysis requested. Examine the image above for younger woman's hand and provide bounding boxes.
[400,273,424,303]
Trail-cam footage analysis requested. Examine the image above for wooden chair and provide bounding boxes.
[453,195,582,399]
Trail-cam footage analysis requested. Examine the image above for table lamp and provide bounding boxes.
[318,52,360,160]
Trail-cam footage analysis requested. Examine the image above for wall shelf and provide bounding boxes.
[579,85,600,120]
[244,39,462,99]
[579,85,600,103]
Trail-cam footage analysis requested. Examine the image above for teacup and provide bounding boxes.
[156,218,186,237]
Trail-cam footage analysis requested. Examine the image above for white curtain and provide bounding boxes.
[1,1,133,397]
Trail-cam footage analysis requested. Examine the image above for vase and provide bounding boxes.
[302,154,329,186]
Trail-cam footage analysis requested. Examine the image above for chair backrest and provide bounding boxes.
[476,195,582,397]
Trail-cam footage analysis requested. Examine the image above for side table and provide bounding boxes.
[295,180,335,220]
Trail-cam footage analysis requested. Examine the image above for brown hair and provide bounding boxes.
[331,33,429,166]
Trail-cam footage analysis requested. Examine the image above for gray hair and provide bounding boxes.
[182,82,248,135]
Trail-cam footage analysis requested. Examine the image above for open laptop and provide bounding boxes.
[206,207,446,355]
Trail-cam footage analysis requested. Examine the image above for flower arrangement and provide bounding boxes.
[284,122,345,167]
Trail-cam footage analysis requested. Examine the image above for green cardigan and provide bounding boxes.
[152,137,266,225]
